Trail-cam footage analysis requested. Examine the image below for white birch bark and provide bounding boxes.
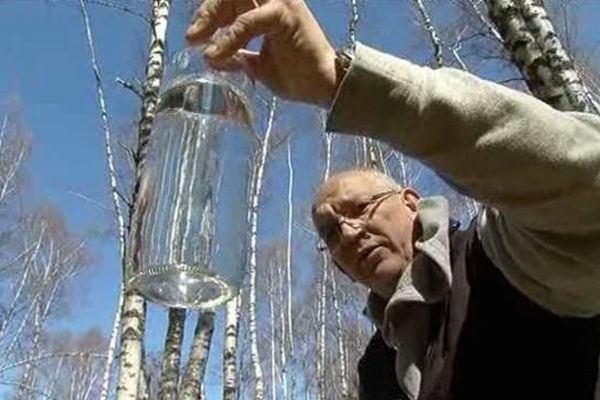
[116,291,146,400]
[411,0,443,67]
[347,0,360,47]
[465,0,504,43]
[77,2,129,398]
[486,0,592,112]
[178,311,215,400]
[269,265,277,400]
[374,142,389,175]
[158,309,186,400]
[0,227,44,345]
[138,359,150,400]
[116,1,171,399]
[317,131,333,400]
[276,253,288,400]
[316,251,327,400]
[285,138,294,361]
[328,266,348,399]
[248,97,277,400]
[0,114,27,210]
[519,0,593,112]
[14,232,85,399]
[222,295,241,400]
[366,138,379,169]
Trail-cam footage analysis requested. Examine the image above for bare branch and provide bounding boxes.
[68,191,111,212]
[116,77,144,99]
[0,380,54,399]
[411,0,444,68]
[0,352,107,375]
[466,0,504,43]
[83,0,150,24]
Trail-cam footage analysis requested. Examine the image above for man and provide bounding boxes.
[186,1,600,399]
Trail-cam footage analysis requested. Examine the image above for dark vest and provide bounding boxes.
[358,222,600,400]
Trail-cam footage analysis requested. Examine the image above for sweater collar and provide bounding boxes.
[366,196,454,400]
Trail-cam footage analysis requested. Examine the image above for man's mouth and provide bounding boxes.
[358,244,381,264]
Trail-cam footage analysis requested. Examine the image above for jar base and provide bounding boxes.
[130,264,237,310]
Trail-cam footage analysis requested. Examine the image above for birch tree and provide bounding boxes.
[77,2,134,398]
[222,295,241,400]
[284,138,295,398]
[1,207,91,399]
[247,97,277,400]
[316,131,333,400]
[116,1,172,399]
[179,311,215,400]
[486,0,594,112]
[158,309,186,400]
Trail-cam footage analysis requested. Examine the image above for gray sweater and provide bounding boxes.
[326,42,600,318]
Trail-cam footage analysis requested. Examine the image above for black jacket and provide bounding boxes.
[358,222,600,400]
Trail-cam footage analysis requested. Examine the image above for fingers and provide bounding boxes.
[203,2,282,60]
[207,50,264,81]
[186,0,237,44]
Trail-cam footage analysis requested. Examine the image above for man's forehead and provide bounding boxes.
[318,171,388,204]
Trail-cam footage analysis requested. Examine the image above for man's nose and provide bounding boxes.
[339,218,364,242]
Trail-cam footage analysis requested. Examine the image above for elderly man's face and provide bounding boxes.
[312,171,420,299]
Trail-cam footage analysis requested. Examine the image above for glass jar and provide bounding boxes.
[127,48,256,309]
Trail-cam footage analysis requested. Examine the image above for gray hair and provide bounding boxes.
[313,167,402,212]
[328,167,401,190]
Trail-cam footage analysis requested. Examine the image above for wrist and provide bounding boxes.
[318,45,353,109]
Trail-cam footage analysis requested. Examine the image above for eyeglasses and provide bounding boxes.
[316,189,401,253]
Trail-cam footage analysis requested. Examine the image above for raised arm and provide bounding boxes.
[186,0,600,234]
[327,43,600,233]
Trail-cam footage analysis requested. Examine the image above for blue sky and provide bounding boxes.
[0,0,425,344]
[1,0,599,396]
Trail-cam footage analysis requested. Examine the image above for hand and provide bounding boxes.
[186,0,339,107]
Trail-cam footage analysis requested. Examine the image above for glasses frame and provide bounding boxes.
[316,189,402,253]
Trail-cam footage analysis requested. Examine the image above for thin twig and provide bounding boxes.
[0,380,55,399]
[116,77,144,99]
[68,190,111,211]
[0,352,107,375]
[466,0,504,43]
[82,0,150,24]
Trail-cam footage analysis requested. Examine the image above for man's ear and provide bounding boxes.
[400,187,421,213]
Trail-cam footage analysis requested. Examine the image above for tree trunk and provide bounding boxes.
[178,311,215,400]
[317,131,333,400]
[222,295,241,400]
[486,0,592,112]
[285,139,294,386]
[116,1,171,399]
[77,1,129,397]
[116,290,146,400]
[329,267,348,398]
[158,309,186,400]
[248,97,277,400]
[269,265,277,400]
